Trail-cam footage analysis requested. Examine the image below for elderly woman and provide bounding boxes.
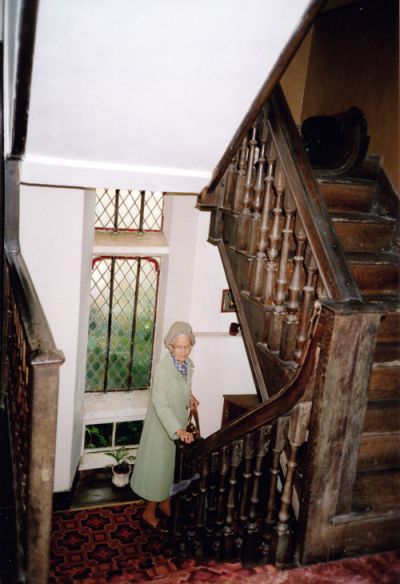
[131,321,199,531]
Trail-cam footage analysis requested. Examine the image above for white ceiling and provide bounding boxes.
[6,0,314,191]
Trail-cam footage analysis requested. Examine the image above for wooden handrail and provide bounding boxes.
[268,85,361,302]
[206,0,326,195]
[6,251,64,361]
[181,305,322,462]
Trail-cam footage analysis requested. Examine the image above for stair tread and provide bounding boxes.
[363,294,400,306]
[373,343,400,365]
[363,400,400,434]
[347,251,400,264]
[331,212,396,224]
[353,468,400,514]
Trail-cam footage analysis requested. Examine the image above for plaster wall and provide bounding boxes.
[301,0,399,189]
[20,0,313,191]
[19,185,95,492]
[18,189,255,490]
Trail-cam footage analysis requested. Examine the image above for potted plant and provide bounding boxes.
[105,446,135,487]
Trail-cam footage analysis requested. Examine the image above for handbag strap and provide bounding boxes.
[187,407,201,436]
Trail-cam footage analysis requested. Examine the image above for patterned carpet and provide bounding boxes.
[50,502,400,583]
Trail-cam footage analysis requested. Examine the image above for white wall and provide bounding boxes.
[20,0,313,191]
[19,185,95,492]
[19,188,255,490]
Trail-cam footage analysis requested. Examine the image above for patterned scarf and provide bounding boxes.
[172,355,188,378]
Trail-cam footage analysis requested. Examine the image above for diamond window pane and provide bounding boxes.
[95,188,164,232]
[85,256,159,392]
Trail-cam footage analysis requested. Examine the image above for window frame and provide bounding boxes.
[86,254,160,393]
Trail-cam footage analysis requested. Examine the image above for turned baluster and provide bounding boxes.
[223,439,243,559]
[213,445,230,557]
[275,402,311,568]
[204,451,219,556]
[243,425,271,561]
[232,135,249,213]
[263,161,286,306]
[224,154,238,209]
[249,137,277,299]
[260,416,289,560]
[235,122,258,251]
[187,460,200,551]
[294,247,318,361]
[193,456,209,557]
[248,120,268,257]
[268,187,296,352]
[280,217,307,361]
[239,432,255,525]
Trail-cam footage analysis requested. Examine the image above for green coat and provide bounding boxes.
[131,352,194,502]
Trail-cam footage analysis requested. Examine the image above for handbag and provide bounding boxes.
[186,407,201,439]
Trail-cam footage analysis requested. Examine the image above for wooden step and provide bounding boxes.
[373,342,400,366]
[331,509,400,557]
[358,432,400,471]
[352,468,400,514]
[347,252,400,295]
[369,366,400,400]
[331,212,396,253]
[363,400,400,434]
[318,180,376,213]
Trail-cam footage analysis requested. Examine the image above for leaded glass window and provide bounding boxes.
[86,256,159,392]
[95,189,164,232]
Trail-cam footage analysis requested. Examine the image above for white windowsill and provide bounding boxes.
[84,389,150,424]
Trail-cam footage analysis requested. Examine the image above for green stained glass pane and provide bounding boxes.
[85,256,159,392]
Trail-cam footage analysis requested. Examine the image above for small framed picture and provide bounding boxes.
[221,289,236,313]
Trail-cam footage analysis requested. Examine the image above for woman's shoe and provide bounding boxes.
[140,516,169,534]
[157,507,171,520]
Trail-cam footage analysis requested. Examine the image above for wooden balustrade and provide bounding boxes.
[172,400,313,565]
[205,83,361,372]
[172,309,322,564]
[5,253,64,584]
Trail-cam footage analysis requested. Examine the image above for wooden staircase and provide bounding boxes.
[317,172,400,553]
[171,85,399,566]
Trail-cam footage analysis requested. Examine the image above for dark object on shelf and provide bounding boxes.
[301,107,370,176]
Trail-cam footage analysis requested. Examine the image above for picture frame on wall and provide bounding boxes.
[221,289,236,313]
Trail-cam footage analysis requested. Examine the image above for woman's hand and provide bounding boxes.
[176,428,194,444]
[190,394,199,412]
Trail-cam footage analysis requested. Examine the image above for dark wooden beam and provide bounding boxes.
[11,0,40,158]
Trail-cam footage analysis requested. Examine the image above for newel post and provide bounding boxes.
[26,354,63,584]
[297,300,381,564]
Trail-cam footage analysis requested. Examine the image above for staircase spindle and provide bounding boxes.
[232,135,249,213]
[249,136,277,298]
[294,247,318,361]
[224,154,238,209]
[213,445,230,557]
[261,416,289,560]
[239,432,255,524]
[204,451,220,555]
[248,120,268,257]
[263,160,286,305]
[275,403,311,568]
[243,425,271,561]
[268,188,296,351]
[223,439,243,558]
[235,123,258,250]
[280,217,307,361]
[192,456,208,557]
